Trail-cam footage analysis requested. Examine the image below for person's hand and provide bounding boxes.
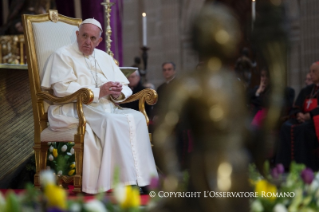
[296,112,310,123]
[304,113,311,121]
[296,112,305,123]
[256,81,266,96]
[99,81,122,99]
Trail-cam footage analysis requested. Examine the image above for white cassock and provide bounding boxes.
[41,42,158,194]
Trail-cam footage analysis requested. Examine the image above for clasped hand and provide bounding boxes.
[296,112,310,123]
[99,81,122,99]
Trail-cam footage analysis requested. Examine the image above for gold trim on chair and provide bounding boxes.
[22,10,89,192]
[120,88,158,126]
[49,10,59,23]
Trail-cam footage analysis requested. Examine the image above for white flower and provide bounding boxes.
[46,166,51,170]
[70,147,74,155]
[49,146,54,152]
[310,180,319,192]
[251,200,263,212]
[40,170,55,187]
[273,204,288,212]
[84,200,107,212]
[67,152,72,156]
[48,154,54,161]
[61,145,67,152]
[69,202,81,212]
[113,183,126,204]
[57,170,62,176]
[47,142,51,145]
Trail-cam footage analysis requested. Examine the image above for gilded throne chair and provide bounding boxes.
[22,10,157,192]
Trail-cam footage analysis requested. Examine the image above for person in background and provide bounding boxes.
[276,62,319,171]
[152,62,191,169]
[155,62,176,113]
[305,72,313,86]
[130,56,155,90]
[248,67,295,128]
[121,70,152,116]
[247,67,271,129]
[143,82,155,89]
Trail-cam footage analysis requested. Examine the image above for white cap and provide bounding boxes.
[80,18,103,32]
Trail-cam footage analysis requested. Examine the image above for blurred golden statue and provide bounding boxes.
[151,0,288,210]
[152,3,251,212]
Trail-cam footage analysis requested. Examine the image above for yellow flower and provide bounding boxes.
[68,169,75,176]
[44,183,67,209]
[255,179,277,201]
[70,163,75,169]
[120,186,140,209]
[52,149,58,157]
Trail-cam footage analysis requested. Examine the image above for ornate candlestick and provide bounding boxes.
[141,46,149,72]
[140,46,149,83]
[101,0,119,65]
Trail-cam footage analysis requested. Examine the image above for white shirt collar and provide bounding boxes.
[166,76,175,84]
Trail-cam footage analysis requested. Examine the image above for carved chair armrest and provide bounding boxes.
[36,88,94,136]
[120,88,158,125]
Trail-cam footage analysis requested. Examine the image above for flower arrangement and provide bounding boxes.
[0,170,158,212]
[46,142,76,176]
[250,162,319,212]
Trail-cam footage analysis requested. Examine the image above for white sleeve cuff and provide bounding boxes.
[91,88,100,102]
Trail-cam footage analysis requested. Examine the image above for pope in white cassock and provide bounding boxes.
[41,18,158,194]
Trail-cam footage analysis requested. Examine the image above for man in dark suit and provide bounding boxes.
[155,62,176,116]
[157,62,176,98]
[153,62,191,169]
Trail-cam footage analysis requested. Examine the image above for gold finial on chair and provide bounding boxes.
[49,10,59,23]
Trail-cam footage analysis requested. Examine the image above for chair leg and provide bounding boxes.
[33,144,41,188]
[73,175,82,193]
[73,142,83,193]
[33,143,49,188]
[41,143,49,170]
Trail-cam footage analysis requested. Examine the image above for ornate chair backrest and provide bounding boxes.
[23,10,82,142]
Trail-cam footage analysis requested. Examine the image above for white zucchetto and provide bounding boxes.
[80,18,103,32]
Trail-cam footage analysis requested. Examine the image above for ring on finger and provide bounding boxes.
[109,87,112,91]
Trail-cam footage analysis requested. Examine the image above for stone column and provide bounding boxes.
[299,0,319,91]
[285,0,301,94]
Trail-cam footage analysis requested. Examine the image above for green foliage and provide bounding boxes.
[249,163,261,182]
[47,142,76,176]
[4,192,20,212]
